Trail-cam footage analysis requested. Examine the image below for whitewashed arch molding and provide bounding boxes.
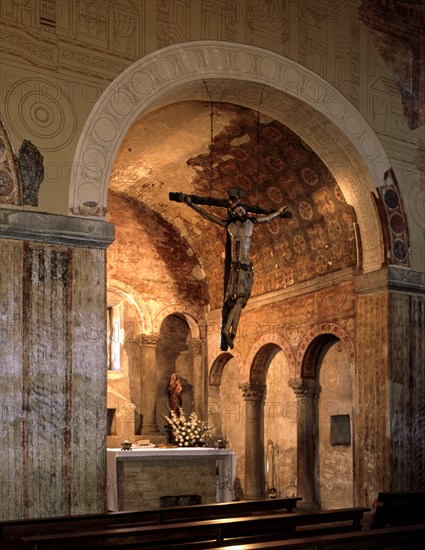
[107,278,153,334]
[70,40,390,273]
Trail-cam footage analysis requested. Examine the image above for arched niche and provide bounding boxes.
[156,314,194,431]
[208,350,244,433]
[247,342,297,499]
[152,305,202,340]
[70,40,390,273]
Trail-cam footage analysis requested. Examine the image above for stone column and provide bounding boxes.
[191,338,206,419]
[0,209,114,520]
[139,333,160,436]
[241,383,266,500]
[289,378,317,509]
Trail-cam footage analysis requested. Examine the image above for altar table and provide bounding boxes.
[107,447,236,511]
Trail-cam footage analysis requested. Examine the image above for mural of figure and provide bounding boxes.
[175,189,290,351]
[167,372,183,416]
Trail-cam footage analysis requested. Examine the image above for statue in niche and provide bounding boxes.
[170,188,291,351]
[18,139,44,206]
[167,372,183,417]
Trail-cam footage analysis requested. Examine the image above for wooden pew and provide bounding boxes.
[370,490,425,529]
[213,522,425,549]
[20,507,370,549]
[1,497,301,549]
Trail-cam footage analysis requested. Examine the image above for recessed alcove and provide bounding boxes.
[106,408,117,436]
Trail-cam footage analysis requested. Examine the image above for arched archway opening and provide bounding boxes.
[209,352,245,498]
[70,40,390,274]
[68,41,397,509]
[296,333,355,509]
[262,349,298,499]
[242,342,297,500]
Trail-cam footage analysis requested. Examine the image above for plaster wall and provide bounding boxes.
[317,341,354,509]
[264,351,297,499]
[0,237,108,519]
[218,357,246,498]
[389,291,425,490]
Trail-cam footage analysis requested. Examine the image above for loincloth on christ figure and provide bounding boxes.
[224,261,253,305]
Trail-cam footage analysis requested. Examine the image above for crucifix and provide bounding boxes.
[170,188,291,351]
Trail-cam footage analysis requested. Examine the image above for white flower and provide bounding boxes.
[163,407,211,447]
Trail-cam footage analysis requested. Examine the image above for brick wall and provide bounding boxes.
[117,459,217,510]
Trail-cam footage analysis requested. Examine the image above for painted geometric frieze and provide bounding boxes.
[376,168,410,267]
[185,105,358,301]
[0,1,139,80]
[3,78,77,153]
[358,0,425,130]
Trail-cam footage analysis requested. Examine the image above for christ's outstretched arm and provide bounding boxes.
[177,193,227,227]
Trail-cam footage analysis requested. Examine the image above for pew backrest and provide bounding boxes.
[370,490,425,529]
[1,496,301,549]
[20,507,370,550]
[213,522,425,550]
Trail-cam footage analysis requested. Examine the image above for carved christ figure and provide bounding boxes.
[173,189,290,351]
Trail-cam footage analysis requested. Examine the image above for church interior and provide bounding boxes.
[0,0,424,538]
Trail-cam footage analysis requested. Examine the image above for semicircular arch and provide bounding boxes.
[152,303,203,339]
[244,333,296,383]
[297,322,356,379]
[70,40,390,273]
[209,349,244,386]
[107,278,153,334]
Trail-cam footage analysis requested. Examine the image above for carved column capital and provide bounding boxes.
[138,333,160,347]
[288,378,317,397]
[240,383,266,401]
[138,332,161,435]
[191,338,203,355]
[198,319,208,340]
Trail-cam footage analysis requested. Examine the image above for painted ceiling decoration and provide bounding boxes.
[109,101,358,311]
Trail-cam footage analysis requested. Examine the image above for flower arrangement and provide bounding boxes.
[163,408,211,447]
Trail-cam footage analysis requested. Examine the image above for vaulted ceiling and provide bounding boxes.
[107,100,358,311]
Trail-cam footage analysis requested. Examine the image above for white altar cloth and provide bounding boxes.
[107,447,236,511]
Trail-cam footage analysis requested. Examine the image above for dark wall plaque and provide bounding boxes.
[330,414,351,446]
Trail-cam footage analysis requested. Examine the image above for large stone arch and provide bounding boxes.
[70,40,391,273]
